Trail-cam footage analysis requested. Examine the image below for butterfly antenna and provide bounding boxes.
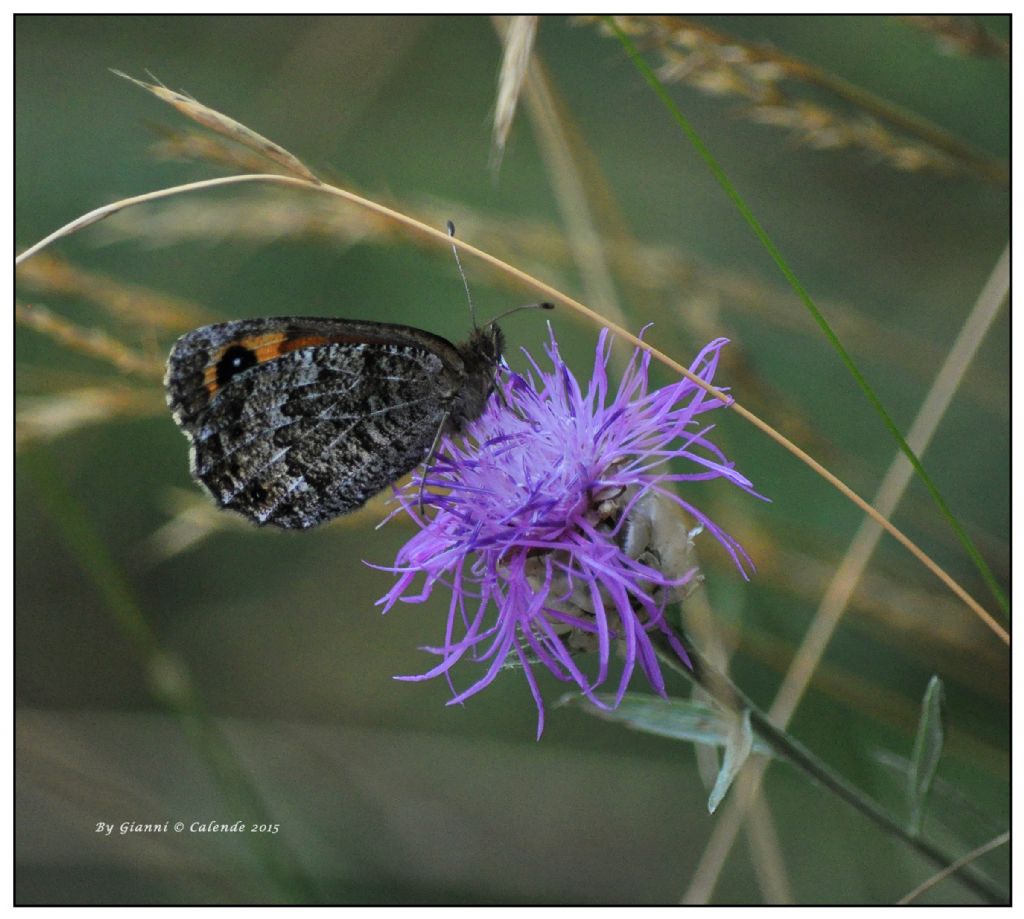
[447,220,478,330]
[486,301,555,326]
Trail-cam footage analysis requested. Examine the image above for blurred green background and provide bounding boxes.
[16,15,1009,904]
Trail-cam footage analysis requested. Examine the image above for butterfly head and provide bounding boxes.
[450,322,505,427]
[476,321,506,370]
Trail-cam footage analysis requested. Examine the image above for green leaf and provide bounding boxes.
[908,676,945,835]
[558,692,773,756]
[708,708,754,814]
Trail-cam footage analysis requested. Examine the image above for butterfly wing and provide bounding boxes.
[166,318,464,528]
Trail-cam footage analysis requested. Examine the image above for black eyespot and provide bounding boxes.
[216,345,258,385]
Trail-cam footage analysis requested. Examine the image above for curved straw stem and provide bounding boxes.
[898,831,1009,905]
[16,174,290,266]
[15,172,1007,645]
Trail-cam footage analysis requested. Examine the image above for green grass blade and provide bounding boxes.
[606,17,1008,617]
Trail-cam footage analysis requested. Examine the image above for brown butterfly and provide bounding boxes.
[165,316,507,529]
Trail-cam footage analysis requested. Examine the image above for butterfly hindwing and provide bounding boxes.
[166,318,464,528]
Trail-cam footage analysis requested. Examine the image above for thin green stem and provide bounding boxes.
[651,628,1006,903]
[607,17,1009,618]
[26,449,320,903]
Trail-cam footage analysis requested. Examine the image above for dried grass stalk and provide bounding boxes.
[16,302,164,379]
[144,489,250,561]
[902,15,1009,59]
[17,386,164,449]
[92,192,387,249]
[146,481,402,561]
[112,70,320,183]
[582,15,1008,184]
[146,122,298,176]
[93,191,1005,416]
[491,15,539,171]
[16,251,208,331]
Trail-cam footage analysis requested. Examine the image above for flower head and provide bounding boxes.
[377,326,759,736]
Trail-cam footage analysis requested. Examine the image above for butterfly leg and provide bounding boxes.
[417,408,451,517]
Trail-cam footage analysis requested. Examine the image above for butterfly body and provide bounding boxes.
[166,317,504,529]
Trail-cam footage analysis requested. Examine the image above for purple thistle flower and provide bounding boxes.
[376,326,760,737]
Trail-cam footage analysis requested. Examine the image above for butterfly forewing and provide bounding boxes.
[166,317,477,529]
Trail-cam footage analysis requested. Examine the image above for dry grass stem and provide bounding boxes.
[745,794,793,903]
[146,122,299,176]
[770,245,1009,723]
[146,478,407,562]
[763,546,1005,683]
[676,509,1005,694]
[15,174,316,267]
[86,192,1007,416]
[897,831,1009,904]
[111,71,319,183]
[15,251,208,331]
[17,302,164,379]
[17,386,164,450]
[144,489,251,562]
[491,15,538,172]
[584,16,1008,184]
[93,192,388,249]
[493,16,630,355]
[901,15,1010,59]
[720,617,1004,747]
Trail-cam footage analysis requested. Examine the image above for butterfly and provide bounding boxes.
[164,316,506,529]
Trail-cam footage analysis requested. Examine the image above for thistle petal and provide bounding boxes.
[377,325,759,736]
